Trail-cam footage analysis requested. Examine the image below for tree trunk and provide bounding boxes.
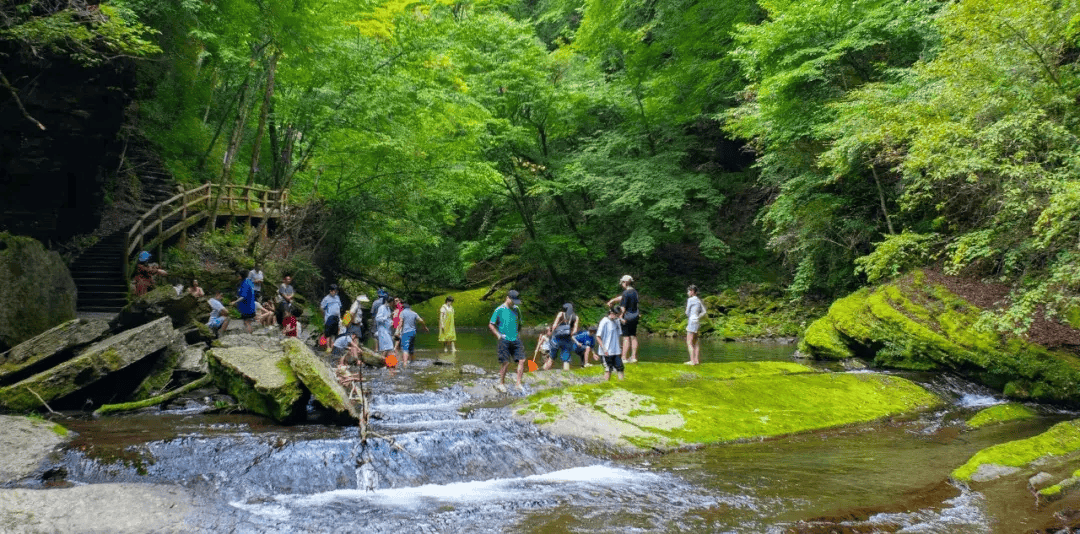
[247,50,279,187]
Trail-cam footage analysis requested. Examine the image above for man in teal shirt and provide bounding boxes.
[489,289,524,392]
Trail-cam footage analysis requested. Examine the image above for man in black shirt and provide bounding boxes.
[606,274,640,363]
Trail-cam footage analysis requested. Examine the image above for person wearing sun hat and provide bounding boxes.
[489,289,525,392]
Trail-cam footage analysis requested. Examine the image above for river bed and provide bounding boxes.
[37,331,1076,532]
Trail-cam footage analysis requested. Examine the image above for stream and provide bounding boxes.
[37,331,1076,532]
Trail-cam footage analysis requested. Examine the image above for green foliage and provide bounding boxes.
[1,1,161,65]
[854,232,940,283]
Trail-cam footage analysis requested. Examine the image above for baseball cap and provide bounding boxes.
[329,283,338,290]
[507,289,521,305]
[138,251,151,262]
[620,274,633,283]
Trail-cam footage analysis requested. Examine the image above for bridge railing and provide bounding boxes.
[124,183,288,280]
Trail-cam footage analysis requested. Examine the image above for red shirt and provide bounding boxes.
[282,316,298,337]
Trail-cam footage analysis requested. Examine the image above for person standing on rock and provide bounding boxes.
[332,331,362,367]
[685,284,707,366]
[207,290,230,336]
[489,290,525,392]
[397,301,428,367]
[439,296,457,353]
[321,284,342,351]
[597,305,625,381]
[276,274,295,325]
[369,289,389,348]
[550,302,581,371]
[248,265,265,302]
[606,275,640,363]
[375,294,397,363]
[346,293,368,341]
[232,271,256,333]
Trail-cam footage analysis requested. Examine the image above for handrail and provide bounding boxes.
[124,182,289,280]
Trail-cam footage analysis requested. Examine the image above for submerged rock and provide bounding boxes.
[799,270,1080,404]
[0,317,183,411]
[0,318,111,377]
[206,343,306,422]
[515,362,941,452]
[0,233,77,351]
[966,403,1036,428]
[282,338,361,423]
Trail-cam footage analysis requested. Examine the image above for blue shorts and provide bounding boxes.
[401,331,416,353]
[208,316,225,329]
[554,337,574,362]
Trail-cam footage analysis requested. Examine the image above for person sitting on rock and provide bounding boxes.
[207,290,230,337]
[187,279,205,298]
[256,298,277,327]
[282,306,301,338]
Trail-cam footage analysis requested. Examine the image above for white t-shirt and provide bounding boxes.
[248,270,264,292]
[596,316,622,356]
[209,298,226,319]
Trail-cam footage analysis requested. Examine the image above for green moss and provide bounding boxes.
[520,362,941,448]
[50,423,68,436]
[799,317,854,360]
[413,287,502,328]
[966,403,1037,428]
[952,419,1080,482]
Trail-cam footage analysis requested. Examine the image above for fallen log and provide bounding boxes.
[92,375,213,416]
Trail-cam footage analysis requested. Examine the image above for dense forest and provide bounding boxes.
[3,0,1080,328]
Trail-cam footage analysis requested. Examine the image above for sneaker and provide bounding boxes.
[515,383,525,393]
[684,361,694,365]
[583,363,592,368]
[494,384,508,393]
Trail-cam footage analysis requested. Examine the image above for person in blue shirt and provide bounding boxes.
[396,301,428,367]
[231,271,256,334]
[321,284,342,348]
[489,289,524,392]
[573,326,598,367]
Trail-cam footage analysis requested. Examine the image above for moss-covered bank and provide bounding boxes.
[953,419,1080,482]
[515,362,941,451]
[966,403,1036,429]
[799,271,1080,404]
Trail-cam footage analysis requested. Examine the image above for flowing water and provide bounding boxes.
[39,330,1076,532]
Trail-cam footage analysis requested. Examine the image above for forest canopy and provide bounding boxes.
[9,0,1080,326]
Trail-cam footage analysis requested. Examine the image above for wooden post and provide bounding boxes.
[179,186,188,250]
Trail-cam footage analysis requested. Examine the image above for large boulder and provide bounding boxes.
[0,317,182,411]
[799,270,1080,404]
[206,344,307,423]
[0,318,111,378]
[114,285,202,330]
[282,338,361,423]
[0,233,77,351]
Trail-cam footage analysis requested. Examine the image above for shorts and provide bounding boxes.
[687,320,700,334]
[554,337,574,362]
[208,316,225,329]
[347,324,363,338]
[602,354,624,373]
[331,345,347,357]
[324,315,340,337]
[241,312,256,320]
[622,315,639,337]
[401,331,416,353]
[497,338,525,363]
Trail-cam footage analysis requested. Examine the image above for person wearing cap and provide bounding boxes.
[321,284,343,349]
[439,296,457,353]
[133,251,167,296]
[606,274,640,363]
[489,290,525,392]
[231,270,256,333]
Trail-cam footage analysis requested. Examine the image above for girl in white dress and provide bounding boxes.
[685,284,707,365]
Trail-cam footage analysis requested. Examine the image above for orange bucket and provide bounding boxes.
[527,359,538,372]
[385,354,398,368]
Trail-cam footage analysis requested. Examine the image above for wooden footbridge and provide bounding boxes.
[73,183,289,313]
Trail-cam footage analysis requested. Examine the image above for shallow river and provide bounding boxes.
[47,330,1074,532]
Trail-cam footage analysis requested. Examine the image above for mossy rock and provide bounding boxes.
[953,419,1080,482]
[206,344,306,423]
[800,271,1080,404]
[282,338,360,423]
[0,318,111,377]
[516,362,942,451]
[966,403,1037,429]
[0,317,181,411]
[0,233,77,350]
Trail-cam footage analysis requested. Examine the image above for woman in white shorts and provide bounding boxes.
[685,284,707,365]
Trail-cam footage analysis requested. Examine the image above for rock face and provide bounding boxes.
[206,344,307,423]
[0,318,111,377]
[0,233,78,351]
[282,339,361,423]
[0,317,182,411]
[799,271,1080,404]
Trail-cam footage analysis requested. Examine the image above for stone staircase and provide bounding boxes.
[72,142,181,314]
